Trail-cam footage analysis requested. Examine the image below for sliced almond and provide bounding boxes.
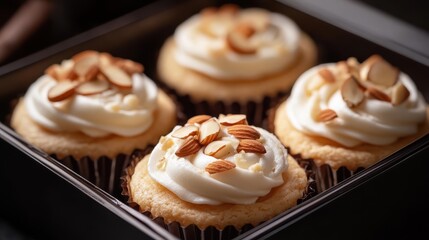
[187,115,212,125]
[172,125,199,139]
[218,3,239,15]
[175,136,201,157]
[226,30,257,54]
[227,125,260,140]
[100,64,132,89]
[219,114,247,126]
[341,77,364,108]
[391,82,410,105]
[199,119,220,145]
[237,139,266,154]
[200,7,217,17]
[317,109,338,122]
[45,64,60,79]
[116,59,144,75]
[73,51,99,78]
[75,79,109,95]
[235,22,256,38]
[360,55,398,87]
[205,160,236,174]
[204,140,234,159]
[47,81,79,102]
[318,68,335,83]
[84,65,99,81]
[99,52,114,66]
[366,86,391,102]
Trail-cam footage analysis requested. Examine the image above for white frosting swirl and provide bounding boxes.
[25,71,158,138]
[286,63,427,147]
[174,8,300,80]
[148,119,288,205]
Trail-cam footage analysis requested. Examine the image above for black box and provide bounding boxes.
[1,0,428,239]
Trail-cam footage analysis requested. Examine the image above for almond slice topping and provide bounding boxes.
[226,30,257,55]
[391,82,410,106]
[317,109,338,122]
[219,114,247,126]
[341,77,364,108]
[360,55,398,87]
[366,86,391,102]
[75,79,109,95]
[73,51,99,78]
[175,136,201,157]
[205,160,236,174]
[116,59,144,75]
[187,115,212,125]
[48,81,79,102]
[99,64,132,89]
[237,139,266,154]
[45,64,60,79]
[227,125,260,140]
[318,68,336,83]
[83,65,99,81]
[204,140,234,159]
[172,125,199,139]
[199,119,220,145]
[218,3,239,15]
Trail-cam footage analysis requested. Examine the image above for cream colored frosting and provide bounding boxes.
[25,65,158,138]
[286,63,427,147]
[148,118,288,205]
[174,8,300,80]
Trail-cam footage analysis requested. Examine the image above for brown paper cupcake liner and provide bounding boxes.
[292,154,365,192]
[160,85,288,127]
[120,154,316,240]
[52,147,153,196]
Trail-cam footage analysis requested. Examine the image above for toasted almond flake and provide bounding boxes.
[45,64,60,79]
[73,52,99,78]
[391,82,410,105]
[341,77,365,108]
[99,52,114,66]
[47,81,79,102]
[175,136,201,157]
[366,86,391,102]
[219,114,247,126]
[205,160,236,174]
[360,55,398,87]
[71,50,99,62]
[75,79,109,95]
[187,115,212,125]
[227,125,260,140]
[161,138,174,151]
[226,30,257,54]
[100,64,132,89]
[235,22,256,38]
[218,4,239,15]
[199,119,220,145]
[237,139,266,154]
[317,109,338,122]
[367,59,399,87]
[116,59,144,75]
[318,68,335,83]
[172,125,199,139]
[84,65,99,81]
[204,140,234,159]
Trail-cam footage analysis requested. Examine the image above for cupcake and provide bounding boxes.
[122,114,308,239]
[157,4,317,126]
[270,55,429,191]
[10,50,178,195]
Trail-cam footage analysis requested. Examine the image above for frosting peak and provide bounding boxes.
[286,55,427,147]
[174,5,300,80]
[148,114,288,205]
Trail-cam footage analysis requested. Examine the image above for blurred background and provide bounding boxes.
[0,0,428,239]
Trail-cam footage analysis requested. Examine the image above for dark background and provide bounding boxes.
[0,0,428,239]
